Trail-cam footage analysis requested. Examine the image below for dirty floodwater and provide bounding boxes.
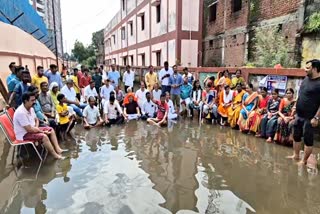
[0,120,320,214]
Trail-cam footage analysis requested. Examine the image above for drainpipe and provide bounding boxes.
[221,0,227,66]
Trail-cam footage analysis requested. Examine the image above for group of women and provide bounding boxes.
[189,70,296,146]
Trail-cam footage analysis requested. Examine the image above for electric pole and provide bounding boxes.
[52,0,59,67]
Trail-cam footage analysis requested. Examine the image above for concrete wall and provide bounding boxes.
[203,0,303,67]
[168,40,176,66]
[137,4,150,43]
[0,22,57,87]
[151,42,167,66]
[181,40,198,67]
[301,35,320,66]
[151,0,168,38]
[168,0,177,32]
[182,0,200,31]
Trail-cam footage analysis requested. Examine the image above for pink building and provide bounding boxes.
[104,0,203,67]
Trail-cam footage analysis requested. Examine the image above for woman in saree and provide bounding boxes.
[218,85,233,126]
[238,84,259,132]
[228,83,246,128]
[50,82,60,106]
[258,89,281,142]
[215,70,231,87]
[274,88,296,146]
[248,87,270,134]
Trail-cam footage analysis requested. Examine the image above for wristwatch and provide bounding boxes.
[314,116,320,121]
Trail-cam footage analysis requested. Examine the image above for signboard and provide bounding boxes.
[199,72,218,88]
[259,75,288,96]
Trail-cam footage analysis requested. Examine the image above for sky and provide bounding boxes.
[61,0,119,54]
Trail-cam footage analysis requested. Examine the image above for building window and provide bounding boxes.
[233,0,242,12]
[209,3,217,22]
[141,14,145,31]
[156,5,161,23]
[122,0,125,11]
[130,55,134,65]
[129,22,133,36]
[123,57,127,66]
[156,52,161,66]
[209,40,213,48]
[141,54,145,66]
[113,35,116,44]
[121,27,126,40]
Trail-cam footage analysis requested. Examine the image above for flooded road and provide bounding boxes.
[0,120,320,214]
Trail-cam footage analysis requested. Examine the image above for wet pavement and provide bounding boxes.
[0,120,320,214]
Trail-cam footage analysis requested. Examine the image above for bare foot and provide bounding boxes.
[54,154,63,159]
[297,160,307,166]
[286,155,300,160]
[266,137,272,143]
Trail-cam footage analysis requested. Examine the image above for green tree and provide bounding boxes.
[71,40,88,62]
[250,26,295,68]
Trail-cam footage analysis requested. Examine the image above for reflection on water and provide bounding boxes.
[0,120,320,214]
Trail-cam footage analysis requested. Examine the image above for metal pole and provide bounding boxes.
[52,0,59,67]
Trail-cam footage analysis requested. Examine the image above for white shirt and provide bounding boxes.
[84,85,98,100]
[158,68,173,86]
[103,100,123,119]
[123,70,135,87]
[135,88,149,108]
[83,105,100,124]
[142,100,157,115]
[13,105,36,140]
[61,85,77,102]
[102,70,108,81]
[152,89,162,101]
[167,99,175,114]
[100,84,115,100]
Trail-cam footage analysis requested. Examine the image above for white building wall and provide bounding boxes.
[128,50,136,66]
[151,1,168,38]
[181,40,198,67]
[137,4,150,43]
[127,0,136,14]
[168,40,176,66]
[151,42,167,66]
[137,46,150,66]
[182,0,199,31]
[168,0,177,32]
[127,16,137,46]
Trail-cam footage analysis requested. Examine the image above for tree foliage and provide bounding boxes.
[305,12,320,33]
[249,26,295,68]
[71,29,104,68]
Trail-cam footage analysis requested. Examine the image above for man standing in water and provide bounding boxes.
[288,59,320,165]
[158,61,173,94]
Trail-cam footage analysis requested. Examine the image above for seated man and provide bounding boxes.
[83,80,98,102]
[123,93,141,120]
[100,79,115,106]
[83,96,104,129]
[28,86,57,129]
[147,93,169,127]
[13,92,64,159]
[39,82,55,120]
[180,76,193,117]
[104,94,126,126]
[61,79,87,117]
[141,92,157,120]
[166,92,178,120]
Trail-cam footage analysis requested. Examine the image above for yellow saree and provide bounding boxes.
[228,90,245,128]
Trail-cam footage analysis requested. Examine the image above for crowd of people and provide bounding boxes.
[4,59,320,165]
